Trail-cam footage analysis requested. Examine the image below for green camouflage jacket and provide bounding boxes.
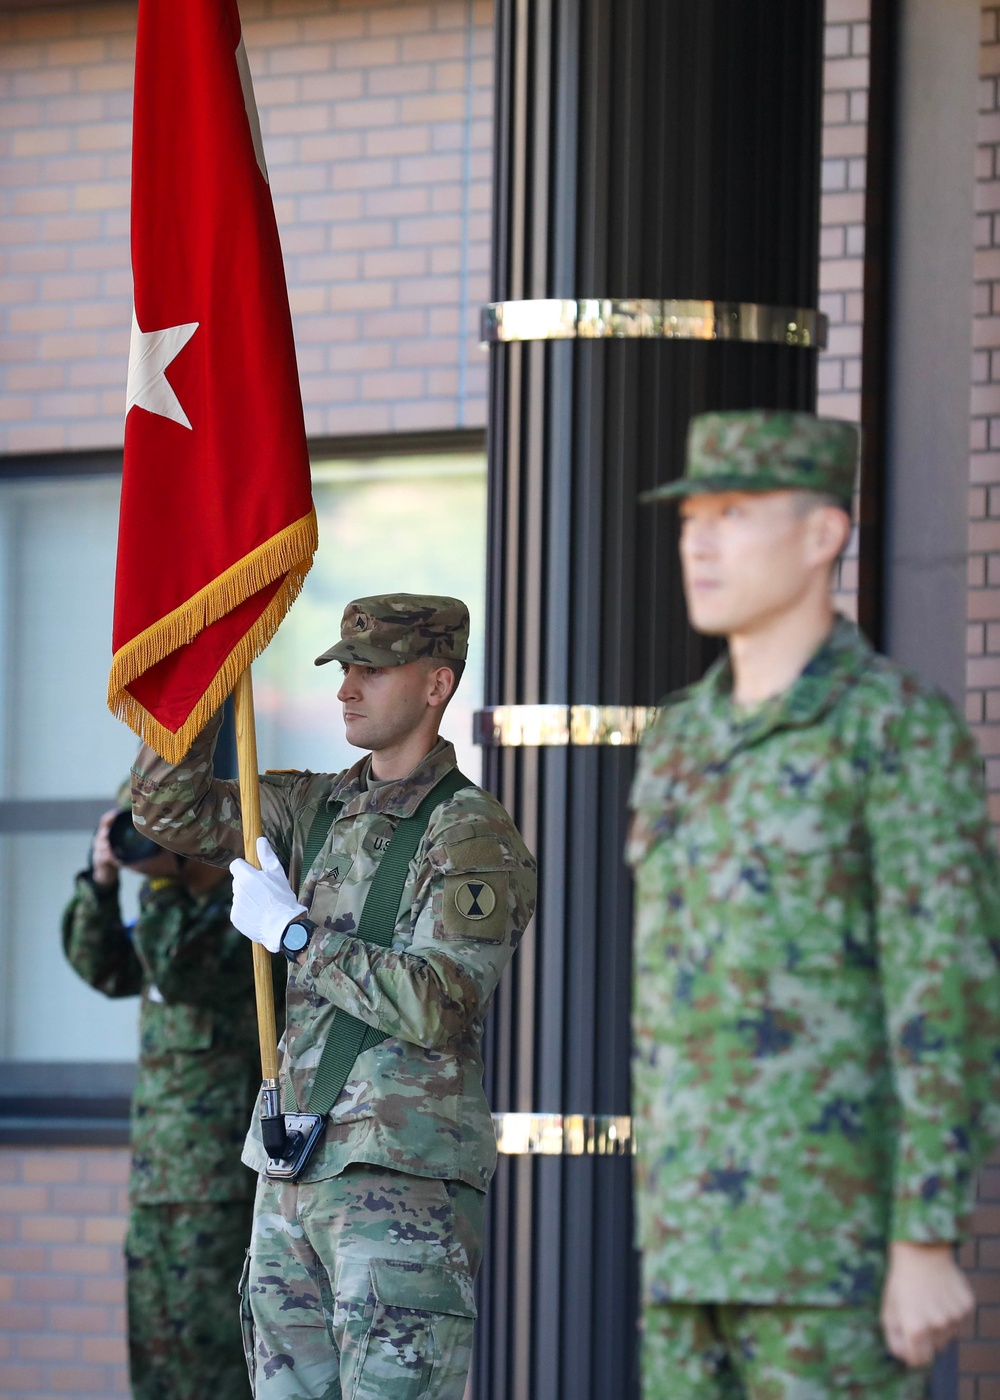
[131,716,537,1191]
[62,871,273,1204]
[627,617,1000,1306]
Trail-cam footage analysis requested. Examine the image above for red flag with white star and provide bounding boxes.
[108,0,315,762]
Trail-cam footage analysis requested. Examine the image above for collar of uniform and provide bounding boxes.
[328,737,459,819]
[697,615,873,756]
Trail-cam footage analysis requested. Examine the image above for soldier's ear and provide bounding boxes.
[424,662,458,710]
[807,504,851,571]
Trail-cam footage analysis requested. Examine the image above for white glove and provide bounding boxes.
[229,837,307,954]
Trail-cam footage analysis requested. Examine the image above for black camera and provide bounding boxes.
[107,809,163,866]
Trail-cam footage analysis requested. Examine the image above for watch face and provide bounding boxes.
[283,923,309,952]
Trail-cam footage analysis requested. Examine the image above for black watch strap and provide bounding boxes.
[280,917,316,962]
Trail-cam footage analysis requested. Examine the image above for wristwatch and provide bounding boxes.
[279,917,316,963]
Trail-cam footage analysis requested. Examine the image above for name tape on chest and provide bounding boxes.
[442,871,508,942]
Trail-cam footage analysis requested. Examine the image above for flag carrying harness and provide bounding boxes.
[289,767,472,1118]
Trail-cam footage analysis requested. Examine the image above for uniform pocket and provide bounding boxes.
[237,1247,256,1389]
[344,1258,476,1400]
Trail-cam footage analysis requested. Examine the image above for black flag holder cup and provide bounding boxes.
[233,667,321,1177]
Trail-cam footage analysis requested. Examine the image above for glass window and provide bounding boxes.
[0,445,487,1066]
[254,452,486,781]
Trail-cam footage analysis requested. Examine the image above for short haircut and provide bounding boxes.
[789,488,853,519]
[420,655,465,705]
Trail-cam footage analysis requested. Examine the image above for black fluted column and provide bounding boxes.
[475,5,824,1399]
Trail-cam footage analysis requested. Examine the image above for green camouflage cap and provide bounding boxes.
[641,410,859,504]
[315,593,470,669]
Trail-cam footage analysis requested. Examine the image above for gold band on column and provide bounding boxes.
[481,297,827,349]
[474,705,658,748]
[493,1112,634,1156]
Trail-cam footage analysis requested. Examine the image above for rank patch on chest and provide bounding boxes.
[442,871,508,941]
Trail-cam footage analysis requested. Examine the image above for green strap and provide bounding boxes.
[300,799,343,893]
[306,767,471,1116]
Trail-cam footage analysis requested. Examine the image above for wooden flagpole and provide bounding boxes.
[233,665,280,1084]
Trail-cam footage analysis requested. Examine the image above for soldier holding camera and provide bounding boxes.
[63,794,282,1400]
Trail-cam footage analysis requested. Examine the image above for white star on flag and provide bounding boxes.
[126,310,199,430]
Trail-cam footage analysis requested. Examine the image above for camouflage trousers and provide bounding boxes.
[126,1198,254,1400]
[641,1303,930,1400]
[240,1165,485,1400]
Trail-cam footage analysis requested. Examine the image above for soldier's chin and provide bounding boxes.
[685,602,732,637]
[343,718,374,750]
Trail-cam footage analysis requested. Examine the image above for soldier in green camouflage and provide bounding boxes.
[629,411,1000,1398]
[63,794,279,1400]
[130,593,537,1400]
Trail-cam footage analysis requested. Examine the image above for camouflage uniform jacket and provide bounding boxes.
[627,617,1000,1306]
[62,871,273,1204]
[131,715,537,1191]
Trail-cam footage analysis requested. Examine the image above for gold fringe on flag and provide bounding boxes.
[108,508,318,764]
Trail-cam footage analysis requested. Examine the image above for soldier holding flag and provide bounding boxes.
[130,596,537,1397]
[109,3,535,1395]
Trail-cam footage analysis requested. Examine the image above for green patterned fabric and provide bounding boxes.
[306,768,469,1115]
[628,617,1000,1305]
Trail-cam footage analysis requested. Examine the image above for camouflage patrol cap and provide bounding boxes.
[641,410,859,505]
[315,593,470,669]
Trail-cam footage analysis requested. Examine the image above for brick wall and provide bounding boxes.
[961,7,1000,1397]
[818,0,868,620]
[0,1147,129,1399]
[0,0,493,453]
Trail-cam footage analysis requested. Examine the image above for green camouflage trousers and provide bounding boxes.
[240,1165,485,1400]
[641,1303,930,1400]
[126,1199,254,1400]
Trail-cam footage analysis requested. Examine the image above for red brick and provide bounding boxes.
[368,6,434,37]
[48,1246,114,1276]
[365,186,431,217]
[21,1215,80,1244]
[0,1184,49,1212]
[0,1303,47,1332]
[49,1304,112,1333]
[0,1365,45,1391]
[18,1332,77,1361]
[434,60,467,92]
[394,398,459,430]
[368,63,433,96]
[81,1277,126,1306]
[49,1364,109,1393]
[973,1273,1000,1305]
[77,62,134,94]
[334,37,400,69]
[401,31,467,62]
[962,1341,1000,1374]
[400,91,466,123]
[17,1275,78,1304]
[365,125,431,156]
[82,1335,127,1365]
[330,280,394,311]
[396,274,460,305]
[82,1218,126,1247]
[0,1245,47,1272]
[267,103,330,135]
